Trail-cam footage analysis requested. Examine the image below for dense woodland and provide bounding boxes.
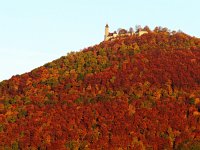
[1,27,200,149]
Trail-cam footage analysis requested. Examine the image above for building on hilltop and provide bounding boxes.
[135,28,149,37]
[104,24,148,41]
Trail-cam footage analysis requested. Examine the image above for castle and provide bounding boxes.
[104,24,148,41]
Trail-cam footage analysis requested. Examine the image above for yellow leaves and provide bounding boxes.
[69,69,76,75]
[143,81,150,88]
[46,119,52,127]
[165,80,173,95]
[110,76,116,84]
[189,93,195,98]
[173,130,181,137]
[86,84,92,91]
[82,87,86,93]
[95,84,99,91]
[76,106,81,110]
[193,111,200,116]
[97,90,102,95]
[70,69,78,80]
[153,89,162,100]
[0,103,4,111]
[128,73,134,80]
[25,78,32,86]
[141,58,149,64]
[129,131,135,136]
[131,137,145,150]
[133,43,140,54]
[167,127,175,147]
[5,110,13,116]
[68,89,78,95]
[189,94,199,105]
[113,64,119,72]
[116,90,124,97]
[64,71,70,79]
[65,140,90,150]
[140,100,152,109]
[45,135,51,144]
[128,104,135,116]
[194,98,200,105]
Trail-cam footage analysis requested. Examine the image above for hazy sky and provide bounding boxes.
[0,0,200,81]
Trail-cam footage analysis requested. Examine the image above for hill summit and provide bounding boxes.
[1,27,200,149]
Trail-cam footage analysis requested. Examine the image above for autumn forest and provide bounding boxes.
[1,27,200,149]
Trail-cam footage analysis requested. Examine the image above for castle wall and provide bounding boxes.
[104,24,148,41]
[138,31,148,36]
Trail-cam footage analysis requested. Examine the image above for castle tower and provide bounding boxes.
[104,24,109,41]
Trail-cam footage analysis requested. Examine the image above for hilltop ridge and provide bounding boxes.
[1,28,200,149]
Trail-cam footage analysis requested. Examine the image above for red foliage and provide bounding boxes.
[1,29,200,149]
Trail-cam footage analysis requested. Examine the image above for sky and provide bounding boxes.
[0,0,200,81]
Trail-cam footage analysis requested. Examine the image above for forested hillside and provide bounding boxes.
[1,28,200,149]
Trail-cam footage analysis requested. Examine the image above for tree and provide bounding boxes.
[135,25,142,32]
[129,27,134,33]
[143,26,151,32]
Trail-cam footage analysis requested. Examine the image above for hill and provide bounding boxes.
[1,28,200,149]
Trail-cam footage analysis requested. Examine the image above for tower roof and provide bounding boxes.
[105,24,109,28]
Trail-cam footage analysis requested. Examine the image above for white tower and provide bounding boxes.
[104,24,109,41]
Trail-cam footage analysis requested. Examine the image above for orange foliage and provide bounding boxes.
[0,28,200,149]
